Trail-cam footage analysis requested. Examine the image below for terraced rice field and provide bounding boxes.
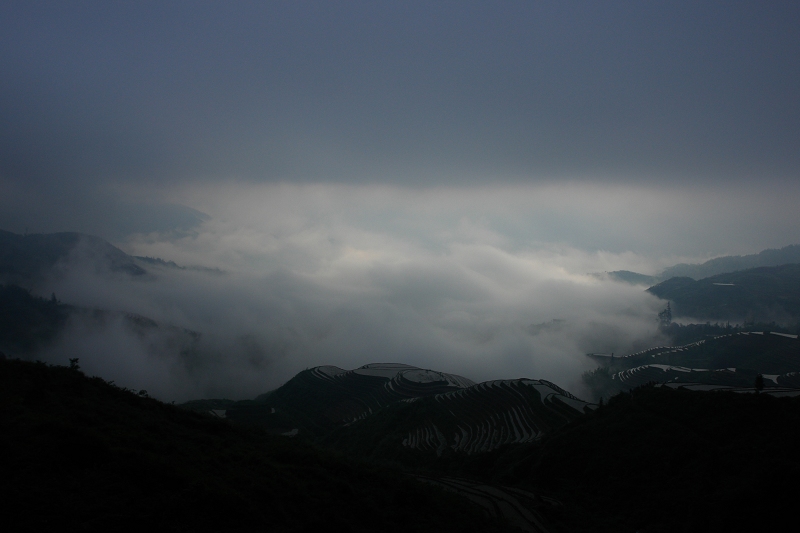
[271,363,477,430]
[613,340,707,364]
[323,363,475,422]
[281,364,596,454]
[414,474,555,533]
[601,331,800,395]
[613,364,718,388]
[401,379,595,455]
[777,371,800,387]
[657,382,800,397]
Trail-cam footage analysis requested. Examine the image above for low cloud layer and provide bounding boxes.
[25,184,686,402]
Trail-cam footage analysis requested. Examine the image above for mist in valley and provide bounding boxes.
[17,184,686,402]
[3,2,799,404]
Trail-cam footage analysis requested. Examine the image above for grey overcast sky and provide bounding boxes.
[3,0,800,258]
[2,1,799,186]
[3,1,800,397]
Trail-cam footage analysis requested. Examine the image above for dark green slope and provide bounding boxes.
[0,358,511,533]
[647,263,800,322]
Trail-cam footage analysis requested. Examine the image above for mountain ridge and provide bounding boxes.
[600,244,800,286]
[646,263,800,322]
[184,362,596,461]
[661,244,800,280]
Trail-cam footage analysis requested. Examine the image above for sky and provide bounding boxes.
[2,1,800,400]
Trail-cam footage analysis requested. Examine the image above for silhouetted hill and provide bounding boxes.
[198,360,800,532]
[661,244,800,280]
[600,244,800,286]
[0,358,512,533]
[193,363,478,436]
[185,363,595,465]
[0,229,145,284]
[647,263,800,322]
[472,385,800,532]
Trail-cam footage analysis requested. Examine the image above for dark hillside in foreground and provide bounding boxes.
[177,360,800,532]
[452,385,800,533]
[0,358,511,533]
[647,263,800,322]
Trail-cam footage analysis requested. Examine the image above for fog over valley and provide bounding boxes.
[23,184,684,402]
[2,1,799,403]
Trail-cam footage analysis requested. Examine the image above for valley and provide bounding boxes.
[3,230,800,532]
[4,5,800,531]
